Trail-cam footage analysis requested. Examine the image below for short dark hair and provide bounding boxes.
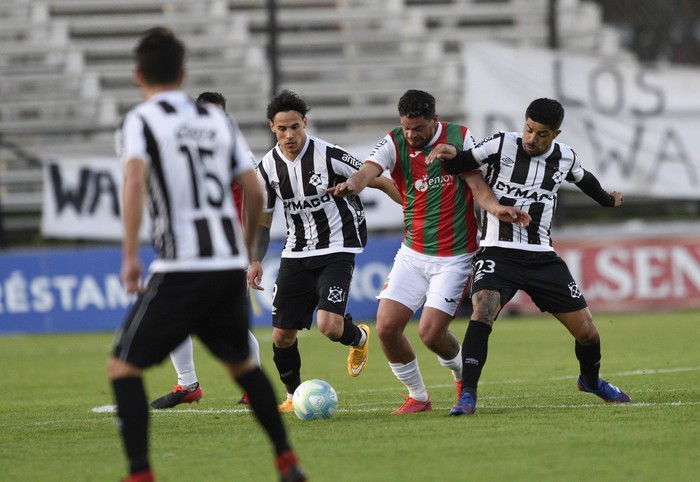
[526,98,565,130]
[398,89,436,118]
[197,91,226,110]
[266,89,309,121]
[134,27,185,85]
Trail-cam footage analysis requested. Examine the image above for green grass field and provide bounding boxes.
[2,311,699,481]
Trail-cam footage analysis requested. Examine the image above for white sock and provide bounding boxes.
[437,346,462,381]
[170,336,198,389]
[358,326,367,347]
[389,358,429,402]
[248,330,261,367]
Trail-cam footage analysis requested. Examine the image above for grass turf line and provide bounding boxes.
[2,312,699,481]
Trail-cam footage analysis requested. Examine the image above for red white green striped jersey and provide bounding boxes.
[366,122,480,256]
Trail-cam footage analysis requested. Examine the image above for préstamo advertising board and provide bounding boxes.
[3,233,700,333]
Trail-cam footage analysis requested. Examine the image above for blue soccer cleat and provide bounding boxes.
[577,376,631,403]
[450,391,477,416]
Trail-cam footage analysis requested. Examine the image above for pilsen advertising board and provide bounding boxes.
[1,232,700,333]
[504,234,700,315]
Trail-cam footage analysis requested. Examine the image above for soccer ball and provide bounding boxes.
[292,379,338,421]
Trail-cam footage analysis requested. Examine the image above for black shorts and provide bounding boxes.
[112,269,250,368]
[470,247,587,314]
[272,252,355,330]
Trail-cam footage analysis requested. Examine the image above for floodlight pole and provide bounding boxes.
[548,0,559,49]
[267,0,279,99]
[266,0,280,148]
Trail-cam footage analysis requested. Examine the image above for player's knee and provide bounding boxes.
[272,329,297,348]
[471,291,499,323]
[317,312,344,340]
[417,324,442,350]
[470,304,497,324]
[576,327,600,345]
[376,318,402,343]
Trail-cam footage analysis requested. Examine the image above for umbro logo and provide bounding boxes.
[501,156,514,166]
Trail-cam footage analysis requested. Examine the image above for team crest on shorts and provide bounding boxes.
[568,281,582,298]
[327,286,346,303]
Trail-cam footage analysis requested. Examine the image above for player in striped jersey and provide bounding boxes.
[248,90,401,413]
[329,90,530,414]
[427,97,631,416]
[149,92,261,409]
[107,29,305,482]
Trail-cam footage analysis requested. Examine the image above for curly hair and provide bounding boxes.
[266,90,310,121]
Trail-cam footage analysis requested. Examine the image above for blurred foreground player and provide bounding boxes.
[107,28,305,481]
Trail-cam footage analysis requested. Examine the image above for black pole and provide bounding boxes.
[267,0,279,99]
[548,0,559,49]
[266,0,280,148]
[0,137,8,248]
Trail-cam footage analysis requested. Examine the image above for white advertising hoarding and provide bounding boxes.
[465,42,700,199]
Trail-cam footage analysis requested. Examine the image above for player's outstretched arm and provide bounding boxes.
[368,175,402,205]
[574,170,623,208]
[425,143,459,163]
[426,143,482,174]
[328,162,383,197]
[466,174,531,227]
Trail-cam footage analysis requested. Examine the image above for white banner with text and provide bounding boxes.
[465,42,700,199]
[40,157,403,241]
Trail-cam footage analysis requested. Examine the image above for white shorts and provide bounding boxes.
[377,244,474,316]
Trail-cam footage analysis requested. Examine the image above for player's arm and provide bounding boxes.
[327,162,383,197]
[247,211,273,291]
[236,169,263,258]
[121,157,147,294]
[466,174,531,227]
[574,169,623,207]
[367,174,402,205]
[425,144,483,174]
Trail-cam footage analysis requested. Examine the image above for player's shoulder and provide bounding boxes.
[474,131,509,149]
[553,139,576,160]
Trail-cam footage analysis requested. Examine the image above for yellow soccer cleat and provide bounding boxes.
[348,323,370,377]
[278,398,294,413]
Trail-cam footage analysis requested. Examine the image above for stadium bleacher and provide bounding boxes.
[0,0,616,244]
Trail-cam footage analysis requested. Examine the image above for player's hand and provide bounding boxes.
[120,254,145,294]
[247,261,264,291]
[327,181,355,197]
[425,143,458,164]
[610,191,624,207]
[494,206,531,227]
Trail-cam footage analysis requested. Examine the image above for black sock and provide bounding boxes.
[112,377,150,475]
[461,320,492,397]
[237,367,291,455]
[336,313,362,346]
[273,340,301,395]
[575,340,601,388]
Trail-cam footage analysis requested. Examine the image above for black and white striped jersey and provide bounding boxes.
[116,90,253,272]
[472,131,584,251]
[257,135,367,258]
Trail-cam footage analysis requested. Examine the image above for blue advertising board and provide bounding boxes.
[0,235,403,334]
